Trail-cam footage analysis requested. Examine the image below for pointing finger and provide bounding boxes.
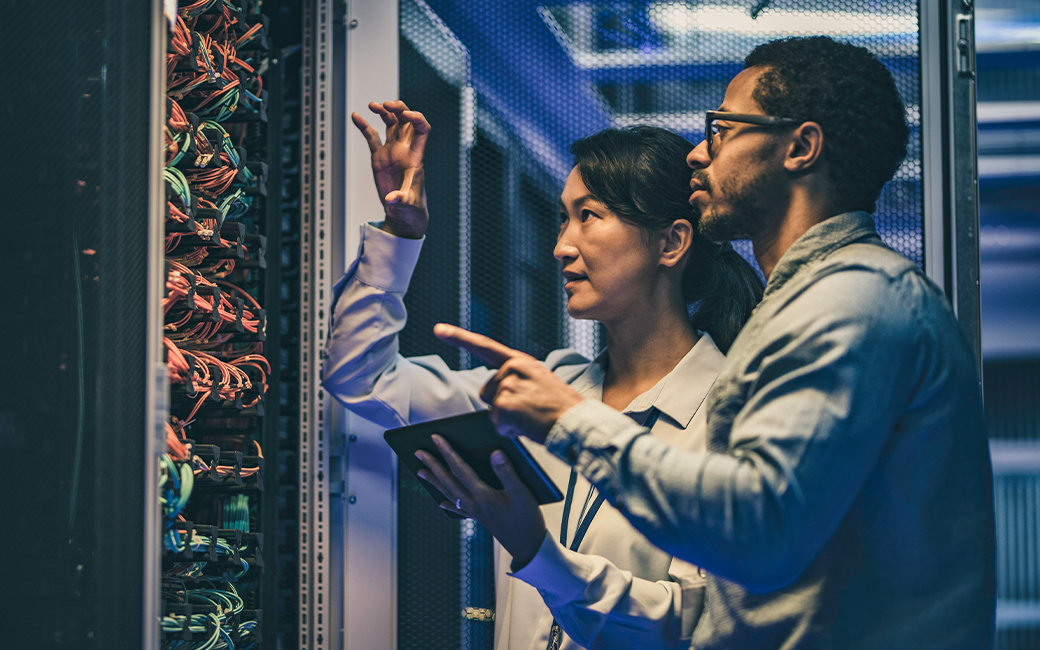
[433,323,522,369]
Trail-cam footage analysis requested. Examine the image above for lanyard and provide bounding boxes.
[545,407,661,650]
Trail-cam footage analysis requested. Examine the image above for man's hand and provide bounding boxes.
[416,435,547,568]
[433,323,585,444]
[352,100,430,239]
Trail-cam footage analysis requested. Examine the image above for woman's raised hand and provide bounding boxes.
[352,100,431,239]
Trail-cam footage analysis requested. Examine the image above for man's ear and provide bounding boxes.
[659,219,693,268]
[784,121,824,173]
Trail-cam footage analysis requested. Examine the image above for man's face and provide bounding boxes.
[686,67,786,241]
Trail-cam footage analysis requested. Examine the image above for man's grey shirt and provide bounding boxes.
[546,212,996,649]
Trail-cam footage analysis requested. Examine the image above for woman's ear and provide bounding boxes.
[784,121,825,173]
[660,219,693,268]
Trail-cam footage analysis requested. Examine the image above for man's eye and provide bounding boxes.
[559,211,568,225]
[580,209,595,222]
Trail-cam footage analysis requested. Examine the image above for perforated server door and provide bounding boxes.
[0,0,166,648]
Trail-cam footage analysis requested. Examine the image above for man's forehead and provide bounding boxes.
[719,67,765,112]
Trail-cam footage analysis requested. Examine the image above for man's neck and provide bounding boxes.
[753,190,840,279]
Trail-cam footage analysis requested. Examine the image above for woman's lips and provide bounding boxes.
[563,275,587,291]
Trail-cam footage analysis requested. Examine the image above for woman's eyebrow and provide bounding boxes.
[560,193,596,211]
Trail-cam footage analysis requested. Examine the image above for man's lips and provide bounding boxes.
[689,173,710,204]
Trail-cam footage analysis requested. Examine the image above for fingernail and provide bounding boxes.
[492,451,506,465]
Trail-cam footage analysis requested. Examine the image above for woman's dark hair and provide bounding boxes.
[570,126,763,353]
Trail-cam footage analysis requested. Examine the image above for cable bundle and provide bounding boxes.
[161,3,270,634]
[161,582,257,650]
[165,339,269,423]
[222,494,251,532]
[167,2,267,125]
[163,264,262,341]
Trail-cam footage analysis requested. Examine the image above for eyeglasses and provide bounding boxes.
[705,111,802,158]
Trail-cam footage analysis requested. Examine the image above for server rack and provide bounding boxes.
[158,1,297,648]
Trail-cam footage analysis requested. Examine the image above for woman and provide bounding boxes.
[323,100,762,650]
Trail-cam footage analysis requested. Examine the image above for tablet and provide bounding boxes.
[384,411,563,518]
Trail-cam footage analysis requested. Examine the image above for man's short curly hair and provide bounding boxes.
[744,36,909,214]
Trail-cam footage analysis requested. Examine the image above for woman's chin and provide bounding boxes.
[565,301,597,320]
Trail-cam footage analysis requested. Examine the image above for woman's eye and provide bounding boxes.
[558,211,568,225]
[580,209,596,223]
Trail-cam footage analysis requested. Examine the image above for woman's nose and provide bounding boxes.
[554,226,578,262]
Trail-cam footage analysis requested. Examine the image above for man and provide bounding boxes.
[431,36,996,648]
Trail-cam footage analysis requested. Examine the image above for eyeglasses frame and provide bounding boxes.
[705,111,802,158]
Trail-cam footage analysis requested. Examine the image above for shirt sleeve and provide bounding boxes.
[511,532,705,650]
[321,221,495,428]
[544,268,923,593]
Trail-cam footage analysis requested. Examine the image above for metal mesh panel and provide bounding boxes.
[0,0,155,646]
[397,9,467,649]
[398,1,924,648]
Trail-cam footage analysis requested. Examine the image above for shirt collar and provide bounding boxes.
[763,211,882,300]
[570,333,725,429]
[568,350,608,398]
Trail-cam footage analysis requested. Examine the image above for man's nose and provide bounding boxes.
[687,139,709,169]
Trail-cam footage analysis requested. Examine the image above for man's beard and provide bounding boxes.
[691,168,772,242]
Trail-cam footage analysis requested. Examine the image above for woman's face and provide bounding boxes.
[555,166,661,323]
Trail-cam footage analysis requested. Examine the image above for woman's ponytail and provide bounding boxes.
[684,240,764,354]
